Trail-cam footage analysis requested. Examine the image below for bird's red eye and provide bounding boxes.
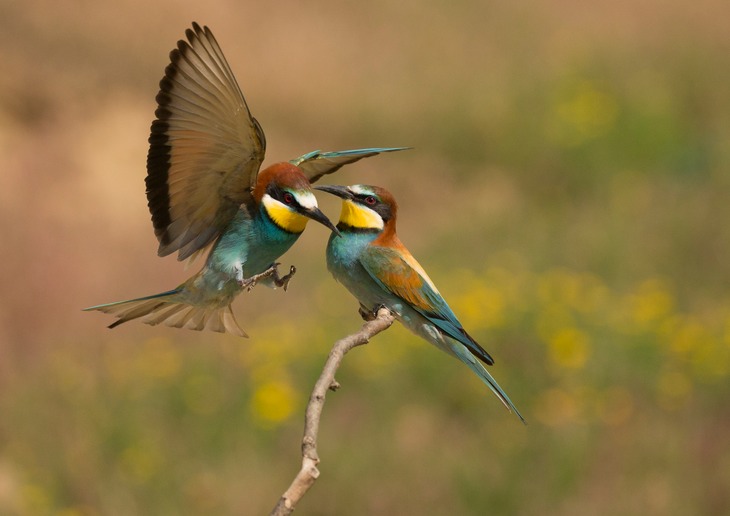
[365,196,377,205]
[283,192,294,204]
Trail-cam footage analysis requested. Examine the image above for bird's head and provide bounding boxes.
[314,184,397,233]
[254,163,339,235]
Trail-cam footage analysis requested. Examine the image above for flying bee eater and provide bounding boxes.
[84,23,406,336]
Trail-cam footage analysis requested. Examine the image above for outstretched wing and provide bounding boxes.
[146,22,266,261]
[359,244,495,366]
[291,147,410,184]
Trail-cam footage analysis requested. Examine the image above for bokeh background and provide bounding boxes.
[2,0,730,514]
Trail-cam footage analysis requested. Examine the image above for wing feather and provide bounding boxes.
[360,245,495,365]
[146,22,266,261]
[291,147,410,184]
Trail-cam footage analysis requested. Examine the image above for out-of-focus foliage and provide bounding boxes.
[1,1,729,514]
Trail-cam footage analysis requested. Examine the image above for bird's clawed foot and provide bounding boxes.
[237,263,296,291]
[273,264,297,291]
[238,267,268,291]
[359,303,388,321]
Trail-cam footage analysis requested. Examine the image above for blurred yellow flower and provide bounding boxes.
[549,80,619,147]
[20,484,51,514]
[662,315,708,356]
[630,278,674,327]
[690,338,729,379]
[453,284,506,330]
[250,380,299,428]
[548,327,590,369]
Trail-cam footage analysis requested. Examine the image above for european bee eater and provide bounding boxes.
[84,23,406,336]
[316,184,525,422]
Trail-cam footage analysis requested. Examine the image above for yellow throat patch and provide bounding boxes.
[339,200,384,230]
[262,195,309,233]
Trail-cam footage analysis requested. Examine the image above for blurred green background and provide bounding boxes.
[2,0,730,514]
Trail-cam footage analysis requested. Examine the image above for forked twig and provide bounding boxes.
[269,308,395,516]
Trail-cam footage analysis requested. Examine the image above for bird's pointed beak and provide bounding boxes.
[314,184,353,200]
[301,205,341,237]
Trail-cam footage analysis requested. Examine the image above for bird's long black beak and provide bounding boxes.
[300,205,341,237]
[314,184,353,200]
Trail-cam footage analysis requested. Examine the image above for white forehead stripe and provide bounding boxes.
[349,185,371,196]
[296,190,318,210]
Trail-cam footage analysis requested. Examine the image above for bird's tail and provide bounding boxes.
[449,340,526,424]
[83,290,247,337]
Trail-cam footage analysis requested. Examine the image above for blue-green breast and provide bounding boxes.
[326,231,374,274]
[177,209,302,308]
[211,208,302,278]
[325,231,388,308]
[326,230,419,326]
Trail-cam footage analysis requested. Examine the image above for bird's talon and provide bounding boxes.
[371,304,388,319]
[359,303,386,321]
[238,263,282,291]
[238,276,257,290]
[237,275,254,289]
[273,264,297,290]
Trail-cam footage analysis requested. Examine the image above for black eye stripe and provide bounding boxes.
[354,193,393,222]
[356,194,378,205]
[267,184,299,206]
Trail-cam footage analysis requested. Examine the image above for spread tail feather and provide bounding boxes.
[83,290,248,337]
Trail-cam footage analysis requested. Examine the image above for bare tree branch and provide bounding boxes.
[270,308,395,516]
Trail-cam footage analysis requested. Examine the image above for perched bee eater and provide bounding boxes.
[316,184,525,422]
[84,23,406,336]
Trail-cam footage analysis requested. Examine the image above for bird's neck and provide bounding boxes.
[335,221,380,234]
[336,216,398,245]
[370,220,398,246]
